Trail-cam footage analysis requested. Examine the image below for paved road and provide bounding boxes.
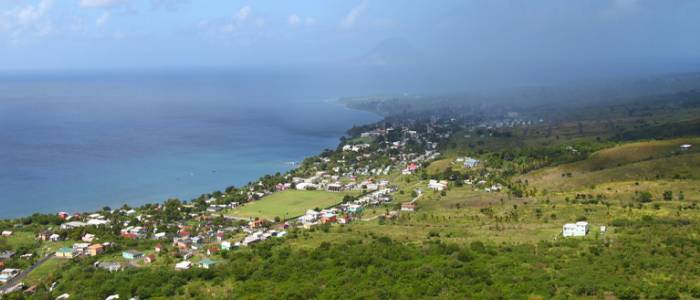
[0,255,54,295]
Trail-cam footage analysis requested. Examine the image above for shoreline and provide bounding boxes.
[0,100,384,221]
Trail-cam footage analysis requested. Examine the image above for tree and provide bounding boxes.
[663,191,673,201]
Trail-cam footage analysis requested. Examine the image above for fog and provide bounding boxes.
[0,0,698,93]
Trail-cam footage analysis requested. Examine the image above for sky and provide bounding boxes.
[0,0,699,71]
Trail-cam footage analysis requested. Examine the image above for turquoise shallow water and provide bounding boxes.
[0,70,381,218]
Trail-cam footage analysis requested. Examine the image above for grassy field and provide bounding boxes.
[225,190,353,221]
[524,138,700,192]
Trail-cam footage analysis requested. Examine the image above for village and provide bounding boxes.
[3,107,691,299]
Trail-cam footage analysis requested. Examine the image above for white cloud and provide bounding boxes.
[0,0,54,45]
[96,12,110,27]
[79,0,127,8]
[235,5,251,22]
[287,14,300,26]
[340,0,368,29]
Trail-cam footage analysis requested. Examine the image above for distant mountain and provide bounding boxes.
[354,37,424,67]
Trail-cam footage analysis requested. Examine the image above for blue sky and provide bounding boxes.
[0,0,698,70]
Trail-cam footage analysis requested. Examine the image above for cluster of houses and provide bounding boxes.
[55,242,109,259]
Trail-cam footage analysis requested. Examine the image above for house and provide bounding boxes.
[681,144,693,150]
[207,247,220,256]
[249,219,266,229]
[57,212,70,220]
[95,261,122,272]
[176,239,192,250]
[326,183,343,192]
[320,213,337,224]
[463,157,480,168]
[300,210,321,223]
[562,221,589,237]
[144,254,156,264]
[56,247,75,259]
[155,244,164,253]
[82,233,96,243]
[122,250,143,260]
[0,251,15,260]
[295,182,317,190]
[86,219,110,226]
[72,243,90,254]
[87,244,104,256]
[221,241,233,251]
[60,221,87,229]
[0,268,20,283]
[49,234,61,242]
[175,261,191,270]
[198,258,217,269]
[401,203,417,212]
[428,180,447,191]
[215,231,225,241]
[347,204,363,214]
[1,231,13,237]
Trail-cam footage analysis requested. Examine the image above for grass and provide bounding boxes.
[524,138,700,192]
[225,190,354,221]
[24,258,69,286]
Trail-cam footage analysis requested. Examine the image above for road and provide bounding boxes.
[0,254,54,295]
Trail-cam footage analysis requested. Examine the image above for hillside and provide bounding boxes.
[524,138,700,192]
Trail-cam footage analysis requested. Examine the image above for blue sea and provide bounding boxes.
[0,69,383,218]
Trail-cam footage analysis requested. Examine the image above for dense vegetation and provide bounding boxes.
[7,215,699,299]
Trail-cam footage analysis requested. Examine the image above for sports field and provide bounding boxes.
[226,190,353,220]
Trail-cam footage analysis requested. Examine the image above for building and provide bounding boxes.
[463,157,480,168]
[145,254,156,264]
[401,203,417,212]
[87,244,104,256]
[56,247,75,259]
[562,221,589,237]
[681,144,693,150]
[199,259,217,269]
[82,233,96,243]
[0,269,21,283]
[347,204,363,214]
[175,261,191,270]
[428,180,447,191]
[320,213,337,224]
[327,183,343,192]
[96,261,122,272]
[1,231,13,237]
[122,251,143,260]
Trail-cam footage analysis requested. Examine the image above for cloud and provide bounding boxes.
[0,0,54,45]
[221,5,253,33]
[340,0,368,29]
[96,12,110,27]
[288,14,301,26]
[79,0,127,8]
[235,5,251,22]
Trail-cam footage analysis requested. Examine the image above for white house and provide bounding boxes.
[463,157,480,168]
[175,261,191,270]
[295,182,317,190]
[680,144,693,150]
[562,221,589,237]
[428,180,447,191]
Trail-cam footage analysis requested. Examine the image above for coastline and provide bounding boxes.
[0,100,383,221]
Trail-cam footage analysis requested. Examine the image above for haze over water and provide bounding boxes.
[0,69,381,218]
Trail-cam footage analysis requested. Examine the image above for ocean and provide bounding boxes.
[0,69,382,218]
